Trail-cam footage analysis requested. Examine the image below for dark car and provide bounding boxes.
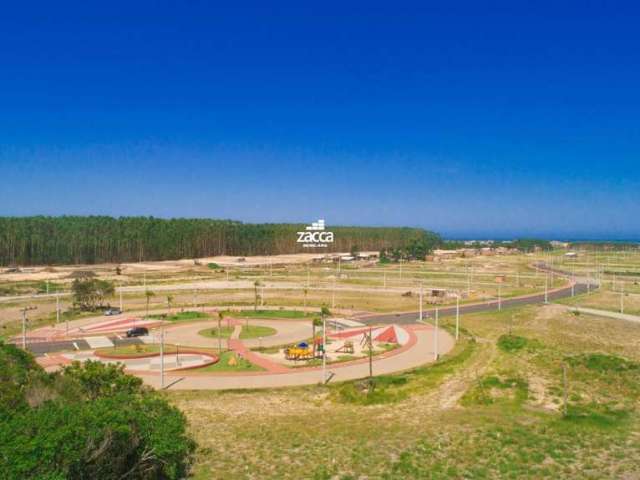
[125,327,148,338]
[104,308,122,316]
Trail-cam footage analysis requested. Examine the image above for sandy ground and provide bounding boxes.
[0,251,378,282]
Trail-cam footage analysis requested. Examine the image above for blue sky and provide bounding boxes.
[1,2,638,239]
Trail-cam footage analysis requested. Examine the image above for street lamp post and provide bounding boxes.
[455,295,460,340]
[160,328,165,389]
[21,306,37,349]
[419,284,423,321]
[544,276,549,304]
[321,313,327,384]
[434,307,439,361]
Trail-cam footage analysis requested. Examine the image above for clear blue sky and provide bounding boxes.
[1,2,638,239]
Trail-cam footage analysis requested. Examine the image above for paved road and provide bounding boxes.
[360,264,596,325]
[141,325,453,390]
[27,336,142,356]
[22,263,593,355]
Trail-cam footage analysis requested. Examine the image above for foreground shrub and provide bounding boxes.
[0,345,195,479]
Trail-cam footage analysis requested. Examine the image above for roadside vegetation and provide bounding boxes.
[0,343,194,479]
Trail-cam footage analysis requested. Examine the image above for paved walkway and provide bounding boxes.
[563,306,640,324]
[139,325,453,390]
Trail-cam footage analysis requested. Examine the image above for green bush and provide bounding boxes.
[0,345,195,479]
[497,334,528,352]
[566,353,639,373]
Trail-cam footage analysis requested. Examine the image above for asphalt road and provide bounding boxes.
[23,263,592,355]
[361,263,595,325]
[27,336,142,356]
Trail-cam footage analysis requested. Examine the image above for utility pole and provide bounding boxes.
[544,276,549,304]
[620,283,625,314]
[321,312,327,384]
[419,284,423,321]
[119,287,123,311]
[368,326,373,380]
[497,284,502,311]
[160,328,165,389]
[331,277,336,309]
[434,307,439,361]
[455,295,460,340]
[562,362,568,417]
[21,306,37,349]
[261,285,265,307]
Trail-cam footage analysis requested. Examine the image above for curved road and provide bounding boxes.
[358,264,595,325]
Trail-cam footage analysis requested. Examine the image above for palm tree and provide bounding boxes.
[217,310,225,352]
[166,295,174,316]
[253,280,262,312]
[312,316,322,357]
[303,287,308,314]
[144,290,155,318]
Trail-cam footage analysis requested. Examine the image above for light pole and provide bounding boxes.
[497,284,502,311]
[56,294,60,324]
[119,287,123,311]
[620,283,625,314]
[21,306,37,349]
[434,307,439,361]
[331,278,336,309]
[160,328,165,389]
[544,276,549,304]
[419,284,423,321]
[455,295,460,341]
[321,313,327,384]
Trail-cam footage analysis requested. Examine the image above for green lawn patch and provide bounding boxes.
[193,351,263,372]
[198,326,235,339]
[150,311,209,322]
[233,309,307,319]
[239,325,277,339]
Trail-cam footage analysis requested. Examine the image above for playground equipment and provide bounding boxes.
[336,340,354,354]
[285,342,314,360]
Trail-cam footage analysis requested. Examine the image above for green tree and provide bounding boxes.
[0,345,195,479]
[166,294,174,315]
[144,290,155,318]
[71,279,115,311]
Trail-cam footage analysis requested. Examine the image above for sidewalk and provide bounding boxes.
[563,306,640,324]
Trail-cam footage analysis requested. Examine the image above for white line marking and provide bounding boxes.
[73,342,79,350]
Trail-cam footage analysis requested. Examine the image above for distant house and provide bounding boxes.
[564,252,578,259]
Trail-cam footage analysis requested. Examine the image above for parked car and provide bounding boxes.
[126,327,148,338]
[104,308,122,316]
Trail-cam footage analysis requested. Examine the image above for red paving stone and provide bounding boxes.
[227,339,289,374]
